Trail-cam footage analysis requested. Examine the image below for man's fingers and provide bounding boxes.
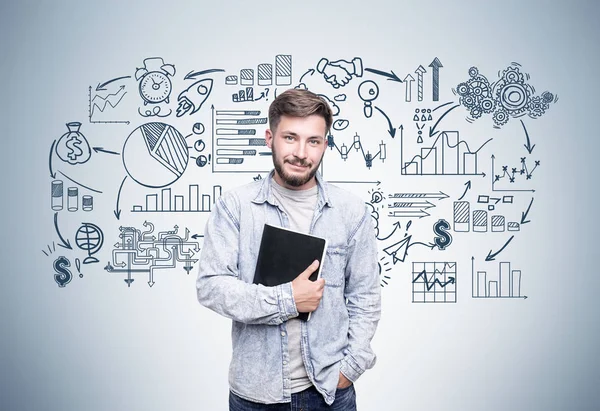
[315,278,325,289]
[299,260,320,278]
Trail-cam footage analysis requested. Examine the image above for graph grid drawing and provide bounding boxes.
[472,261,525,299]
[132,184,222,213]
[402,131,490,176]
[412,262,457,303]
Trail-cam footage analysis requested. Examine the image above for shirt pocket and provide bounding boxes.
[321,246,347,287]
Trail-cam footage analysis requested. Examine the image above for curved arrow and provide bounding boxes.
[458,180,472,201]
[521,197,534,224]
[364,68,402,83]
[374,106,396,138]
[49,140,57,178]
[184,69,225,80]
[485,235,514,261]
[429,104,460,137]
[299,69,315,83]
[54,212,72,249]
[96,76,131,91]
[378,222,401,241]
[521,119,535,154]
[114,176,127,220]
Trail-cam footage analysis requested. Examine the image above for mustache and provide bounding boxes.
[285,159,311,167]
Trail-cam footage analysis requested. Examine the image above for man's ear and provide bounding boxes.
[265,128,273,149]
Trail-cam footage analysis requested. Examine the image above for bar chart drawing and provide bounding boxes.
[401,131,492,176]
[453,201,521,233]
[131,184,222,213]
[212,108,272,173]
[471,257,527,299]
[226,54,292,101]
[412,262,457,303]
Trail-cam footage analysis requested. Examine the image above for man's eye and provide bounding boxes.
[284,135,294,141]
[309,140,320,145]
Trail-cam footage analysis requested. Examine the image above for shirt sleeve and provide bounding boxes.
[339,206,382,382]
[196,195,299,325]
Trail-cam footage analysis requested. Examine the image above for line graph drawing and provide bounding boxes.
[88,86,129,124]
[401,131,491,176]
[412,262,457,303]
[491,155,539,192]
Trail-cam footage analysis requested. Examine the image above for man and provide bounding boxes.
[196,88,381,410]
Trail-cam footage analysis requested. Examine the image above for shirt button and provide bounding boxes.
[283,361,288,365]
[281,332,286,336]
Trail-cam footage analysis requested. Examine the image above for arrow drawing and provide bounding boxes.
[428,57,443,101]
[114,176,127,220]
[54,212,72,249]
[184,69,225,80]
[520,197,534,225]
[403,74,414,102]
[521,119,535,154]
[49,139,57,178]
[374,106,396,138]
[485,235,515,261]
[458,180,472,201]
[429,104,460,137]
[415,65,426,102]
[388,191,449,200]
[364,68,403,83]
[96,76,131,91]
[378,222,401,241]
[93,147,120,156]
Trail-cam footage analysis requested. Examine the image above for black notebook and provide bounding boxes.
[253,224,327,321]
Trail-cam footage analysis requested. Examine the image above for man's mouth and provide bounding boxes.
[287,161,310,169]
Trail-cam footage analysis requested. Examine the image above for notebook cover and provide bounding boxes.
[253,224,327,321]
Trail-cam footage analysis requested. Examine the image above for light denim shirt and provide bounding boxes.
[196,171,381,406]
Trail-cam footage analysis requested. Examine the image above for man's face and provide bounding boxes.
[265,114,327,190]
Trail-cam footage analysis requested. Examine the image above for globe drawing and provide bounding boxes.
[122,122,189,188]
[76,223,104,264]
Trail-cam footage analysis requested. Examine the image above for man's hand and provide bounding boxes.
[337,372,352,389]
[292,260,325,313]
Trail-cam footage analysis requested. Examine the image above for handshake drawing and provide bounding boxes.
[316,57,363,89]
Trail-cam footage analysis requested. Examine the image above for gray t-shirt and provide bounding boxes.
[271,180,318,394]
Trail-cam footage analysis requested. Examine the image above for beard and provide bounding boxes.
[272,145,324,188]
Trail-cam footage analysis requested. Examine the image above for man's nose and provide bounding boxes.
[294,142,308,159]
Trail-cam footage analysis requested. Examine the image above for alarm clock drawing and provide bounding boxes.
[135,57,176,105]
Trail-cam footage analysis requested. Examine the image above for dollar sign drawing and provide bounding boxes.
[65,135,84,161]
[53,256,72,287]
[433,219,453,250]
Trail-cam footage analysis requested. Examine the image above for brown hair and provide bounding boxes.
[268,89,333,134]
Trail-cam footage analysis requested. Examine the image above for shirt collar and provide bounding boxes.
[252,169,333,209]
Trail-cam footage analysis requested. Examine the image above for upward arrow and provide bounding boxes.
[414,65,426,102]
[458,180,472,201]
[403,74,414,102]
[428,57,443,101]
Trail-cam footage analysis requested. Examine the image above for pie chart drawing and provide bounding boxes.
[122,122,189,188]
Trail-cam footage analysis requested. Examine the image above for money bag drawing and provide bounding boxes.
[55,122,92,165]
